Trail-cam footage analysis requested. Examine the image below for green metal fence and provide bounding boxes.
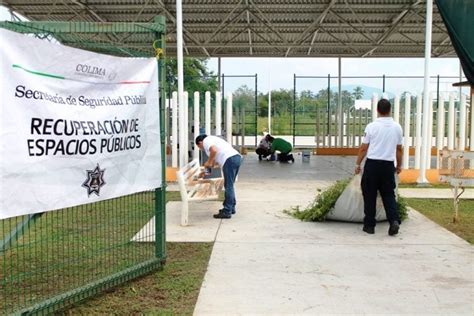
[0,17,167,315]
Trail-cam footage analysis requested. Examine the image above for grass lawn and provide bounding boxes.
[64,242,213,315]
[406,198,474,244]
[63,191,214,314]
[398,183,451,189]
[1,191,215,315]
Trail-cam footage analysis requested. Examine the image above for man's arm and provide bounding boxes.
[396,144,403,174]
[270,141,276,153]
[355,143,369,174]
[204,145,217,167]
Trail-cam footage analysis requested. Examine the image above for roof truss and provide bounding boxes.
[1,0,455,58]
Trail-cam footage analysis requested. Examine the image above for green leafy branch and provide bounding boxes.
[285,178,408,222]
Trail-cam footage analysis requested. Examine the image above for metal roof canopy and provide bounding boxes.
[1,0,455,58]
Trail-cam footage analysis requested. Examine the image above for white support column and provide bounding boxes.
[415,94,422,169]
[447,93,456,150]
[394,95,400,123]
[418,0,433,184]
[371,93,378,121]
[193,91,200,160]
[436,93,445,168]
[403,94,411,169]
[226,93,233,143]
[458,93,467,150]
[425,95,433,169]
[183,91,189,164]
[215,91,222,136]
[176,0,185,168]
[205,91,211,135]
[171,91,178,168]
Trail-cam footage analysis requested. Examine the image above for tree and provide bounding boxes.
[270,89,293,116]
[165,57,218,94]
[299,90,315,99]
[352,86,364,100]
[233,85,255,112]
[298,90,317,115]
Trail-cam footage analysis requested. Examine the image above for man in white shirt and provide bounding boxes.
[355,99,403,236]
[195,135,242,219]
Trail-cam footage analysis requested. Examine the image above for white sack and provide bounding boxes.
[327,174,396,222]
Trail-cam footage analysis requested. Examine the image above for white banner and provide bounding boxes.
[0,29,161,220]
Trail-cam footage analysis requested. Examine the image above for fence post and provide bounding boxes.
[155,20,167,259]
[415,94,422,169]
[458,93,467,150]
[394,95,400,123]
[184,91,189,163]
[436,93,445,168]
[167,76,172,146]
[371,93,378,121]
[327,74,331,147]
[222,73,225,101]
[171,91,178,168]
[448,93,456,150]
[293,74,296,146]
[215,91,222,136]
[194,91,200,160]
[205,91,211,135]
[178,90,185,168]
[255,74,258,146]
[403,94,411,169]
[425,95,433,168]
[226,93,233,143]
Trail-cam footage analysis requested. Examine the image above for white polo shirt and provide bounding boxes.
[203,136,240,166]
[362,117,403,162]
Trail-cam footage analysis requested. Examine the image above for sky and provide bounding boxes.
[206,57,466,98]
[1,5,468,98]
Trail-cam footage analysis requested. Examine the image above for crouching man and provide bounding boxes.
[355,99,403,236]
[195,135,242,219]
[266,134,294,163]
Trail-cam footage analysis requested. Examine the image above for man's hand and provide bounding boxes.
[396,166,402,174]
[203,161,212,168]
[355,143,368,175]
[355,165,361,175]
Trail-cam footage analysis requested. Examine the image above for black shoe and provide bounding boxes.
[388,221,400,236]
[213,212,231,219]
[218,208,235,215]
[363,225,375,234]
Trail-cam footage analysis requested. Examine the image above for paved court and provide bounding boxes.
[190,154,473,315]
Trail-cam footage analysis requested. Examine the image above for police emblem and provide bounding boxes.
[82,164,106,196]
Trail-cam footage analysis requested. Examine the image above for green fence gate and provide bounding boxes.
[0,17,167,315]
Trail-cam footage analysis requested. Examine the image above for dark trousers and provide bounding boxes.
[277,152,293,162]
[222,155,242,215]
[361,158,400,227]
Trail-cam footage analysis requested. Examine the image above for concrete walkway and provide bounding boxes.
[193,154,474,315]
